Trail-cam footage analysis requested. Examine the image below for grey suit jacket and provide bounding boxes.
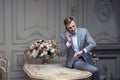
[60,28,96,68]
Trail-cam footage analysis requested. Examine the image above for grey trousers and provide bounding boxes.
[72,58,100,80]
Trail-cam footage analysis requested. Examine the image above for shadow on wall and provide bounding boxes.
[115,0,120,43]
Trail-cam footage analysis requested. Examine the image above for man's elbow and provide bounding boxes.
[93,42,97,49]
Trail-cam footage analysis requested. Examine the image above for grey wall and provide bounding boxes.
[0,0,120,80]
[76,0,120,80]
[0,0,73,80]
[77,0,120,44]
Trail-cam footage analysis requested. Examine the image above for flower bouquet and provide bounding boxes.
[24,40,59,64]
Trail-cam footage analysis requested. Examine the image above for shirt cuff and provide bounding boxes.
[66,41,71,47]
[83,49,87,54]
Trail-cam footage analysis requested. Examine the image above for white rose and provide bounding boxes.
[43,51,48,55]
[50,48,55,53]
[40,51,48,56]
[32,49,39,57]
[30,44,34,49]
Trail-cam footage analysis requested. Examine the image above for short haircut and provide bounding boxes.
[64,16,73,26]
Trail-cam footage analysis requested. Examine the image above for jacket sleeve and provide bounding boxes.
[60,34,71,56]
[84,29,96,53]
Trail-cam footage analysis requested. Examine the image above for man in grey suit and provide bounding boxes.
[60,16,100,80]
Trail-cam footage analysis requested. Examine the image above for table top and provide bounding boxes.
[23,63,92,80]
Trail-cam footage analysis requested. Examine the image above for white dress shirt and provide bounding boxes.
[66,29,87,53]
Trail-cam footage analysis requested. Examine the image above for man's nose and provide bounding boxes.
[72,27,75,30]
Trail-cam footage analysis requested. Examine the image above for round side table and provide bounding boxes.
[23,63,92,80]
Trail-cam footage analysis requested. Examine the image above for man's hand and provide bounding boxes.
[65,31,71,43]
[73,50,84,60]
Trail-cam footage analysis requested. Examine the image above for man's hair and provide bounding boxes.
[64,16,73,26]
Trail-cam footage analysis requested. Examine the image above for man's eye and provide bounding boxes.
[72,25,75,27]
[68,27,72,29]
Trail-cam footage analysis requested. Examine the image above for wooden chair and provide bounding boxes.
[0,57,8,80]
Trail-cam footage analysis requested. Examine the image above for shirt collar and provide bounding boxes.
[70,28,77,36]
[76,28,78,34]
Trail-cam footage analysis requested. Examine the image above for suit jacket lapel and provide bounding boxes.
[64,32,75,52]
[71,40,75,52]
[77,29,81,51]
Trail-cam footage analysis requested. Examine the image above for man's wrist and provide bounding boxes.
[83,49,87,54]
[82,50,85,54]
[67,38,71,43]
[66,41,71,47]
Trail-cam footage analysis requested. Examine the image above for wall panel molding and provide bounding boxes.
[94,49,120,79]
[0,51,6,58]
[0,0,5,44]
[8,0,68,79]
[12,0,58,44]
[0,0,72,79]
[81,0,120,45]
[11,51,25,71]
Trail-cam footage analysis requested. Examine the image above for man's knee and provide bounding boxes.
[91,66,98,73]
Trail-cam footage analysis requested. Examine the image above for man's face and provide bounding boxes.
[66,20,76,35]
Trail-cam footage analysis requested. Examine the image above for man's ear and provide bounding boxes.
[65,27,69,31]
